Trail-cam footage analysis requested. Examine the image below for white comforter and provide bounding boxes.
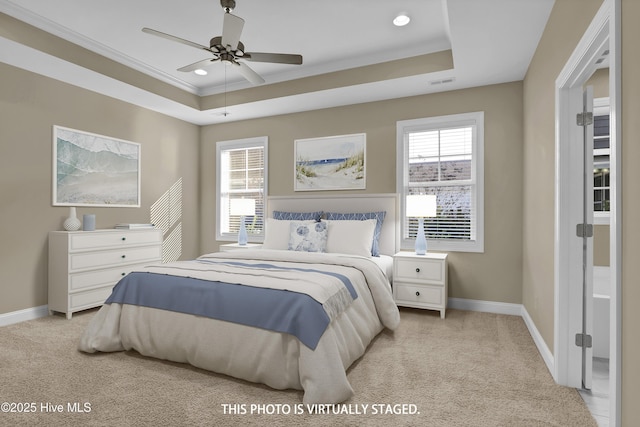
[78,250,400,404]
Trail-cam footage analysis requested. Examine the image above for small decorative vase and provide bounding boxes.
[83,214,96,231]
[63,207,81,231]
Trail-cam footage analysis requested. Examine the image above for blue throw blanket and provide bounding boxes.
[105,268,357,350]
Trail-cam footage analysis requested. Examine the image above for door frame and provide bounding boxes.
[554,0,621,425]
[580,85,595,391]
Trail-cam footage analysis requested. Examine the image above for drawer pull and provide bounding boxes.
[416,267,420,273]
[121,255,126,259]
[122,237,126,241]
[416,291,420,297]
[121,272,126,276]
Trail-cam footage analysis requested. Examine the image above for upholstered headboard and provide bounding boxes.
[266,193,399,256]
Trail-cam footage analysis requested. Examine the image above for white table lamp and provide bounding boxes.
[406,194,437,255]
[230,199,256,245]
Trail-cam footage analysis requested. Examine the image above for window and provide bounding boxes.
[216,137,268,242]
[396,112,484,252]
[593,98,610,225]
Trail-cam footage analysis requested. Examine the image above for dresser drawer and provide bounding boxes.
[395,257,445,284]
[69,264,149,291]
[69,287,114,310]
[69,230,161,251]
[394,283,443,306]
[70,246,162,271]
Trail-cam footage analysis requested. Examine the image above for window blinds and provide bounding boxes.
[405,125,476,241]
[220,146,265,235]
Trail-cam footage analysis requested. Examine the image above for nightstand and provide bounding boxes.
[393,252,448,318]
[219,243,263,252]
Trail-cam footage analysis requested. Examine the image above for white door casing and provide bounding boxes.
[554,0,621,425]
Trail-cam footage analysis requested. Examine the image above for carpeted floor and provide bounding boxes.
[0,307,596,427]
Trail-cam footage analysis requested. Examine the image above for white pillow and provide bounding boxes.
[325,219,377,257]
[262,218,295,250]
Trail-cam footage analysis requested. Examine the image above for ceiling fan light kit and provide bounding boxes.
[393,14,411,27]
[142,0,302,85]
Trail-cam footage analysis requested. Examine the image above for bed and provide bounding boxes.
[78,194,401,404]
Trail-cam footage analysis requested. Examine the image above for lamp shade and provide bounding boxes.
[406,194,437,218]
[230,198,256,216]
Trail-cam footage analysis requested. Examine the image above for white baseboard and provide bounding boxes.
[448,297,522,316]
[520,305,555,375]
[0,305,49,327]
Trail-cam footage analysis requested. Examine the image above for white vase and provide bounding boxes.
[63,207,81,231]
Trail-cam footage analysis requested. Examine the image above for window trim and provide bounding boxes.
[216,136,268,242]
[396,112,484,253]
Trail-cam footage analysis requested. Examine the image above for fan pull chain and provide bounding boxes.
[224,64,228,117]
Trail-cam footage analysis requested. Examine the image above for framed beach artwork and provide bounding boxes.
[52,126,141,207]
[294,133,366,191]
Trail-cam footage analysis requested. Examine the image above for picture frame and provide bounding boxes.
[52,126,141,207]
[294,133,366,191]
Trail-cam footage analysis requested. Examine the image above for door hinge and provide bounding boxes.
[576,223,594,238]
[575,333,593,348]
[576,112,594,126]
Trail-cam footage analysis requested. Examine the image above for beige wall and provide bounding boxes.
[587,67,610,98]
[522,0,604,353]
[593,225,610,266]
[201,82,524,304]
[0,62,201,315]
[621,0,640,423]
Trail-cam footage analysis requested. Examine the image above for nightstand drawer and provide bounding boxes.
[395,257,445,284]
[395,283,443,306]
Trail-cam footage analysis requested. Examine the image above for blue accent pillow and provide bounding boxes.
[324,211,386,256]
[273,210,323,222]
[288,221,328,252]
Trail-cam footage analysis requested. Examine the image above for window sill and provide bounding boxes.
[400,240,484,254]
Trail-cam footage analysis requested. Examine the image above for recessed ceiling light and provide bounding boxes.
[194,69,208,76]
[393,14,411,27]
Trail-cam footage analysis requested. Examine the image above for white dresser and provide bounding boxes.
[393,252,448,319]
[48,228,163,319]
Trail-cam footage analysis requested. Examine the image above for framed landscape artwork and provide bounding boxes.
[294,133,366,191]
[53,126,141,207]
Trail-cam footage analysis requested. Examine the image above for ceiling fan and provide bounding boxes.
[142,0,303,85]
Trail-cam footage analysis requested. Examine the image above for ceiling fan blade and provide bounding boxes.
[222,13,244,51]
[233,62,265,85]
[244,52,303,65]
[142,27,216,53]
[178,58,220,72]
